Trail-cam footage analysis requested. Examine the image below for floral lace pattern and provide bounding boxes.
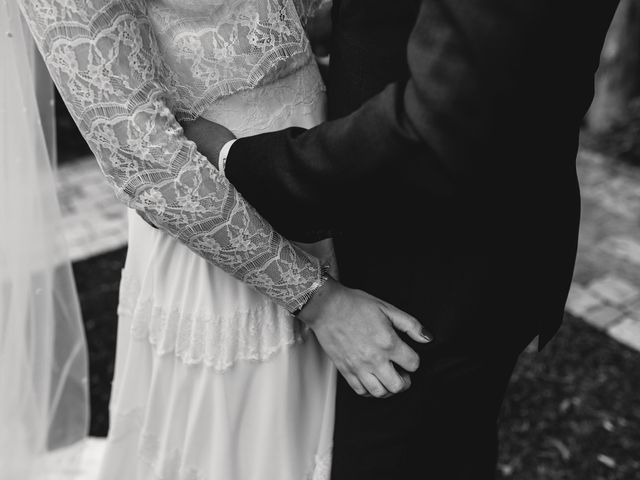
[147,0,317,121]
[18,0,329,313]
[118,270,311,370]
[199,60,326,138]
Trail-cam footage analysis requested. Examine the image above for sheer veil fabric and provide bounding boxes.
[0,1,90,478]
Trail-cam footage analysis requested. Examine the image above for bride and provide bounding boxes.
[18,1,337,478]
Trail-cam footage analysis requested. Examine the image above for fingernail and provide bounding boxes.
[421,328,433,342]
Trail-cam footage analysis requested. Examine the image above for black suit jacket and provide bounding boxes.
[227,0,619,349]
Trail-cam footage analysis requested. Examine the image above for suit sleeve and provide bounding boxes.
[225,0,534,240]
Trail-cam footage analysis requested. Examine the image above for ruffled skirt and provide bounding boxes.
[97,62,336,480]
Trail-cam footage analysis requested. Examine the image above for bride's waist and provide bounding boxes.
[199,62,327,137]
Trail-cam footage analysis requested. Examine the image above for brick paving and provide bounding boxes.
[56,157,128,262]
[566,149,640,353]
[56,150,640,355]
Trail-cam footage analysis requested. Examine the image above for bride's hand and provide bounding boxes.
[180,116,236,168]
[299,277,433,398]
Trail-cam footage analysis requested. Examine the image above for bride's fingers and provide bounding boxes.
[342,371,368,397]
[390,341,421,373]
[361,372,391,399]
[379,303,433,344]
[399,369,412,390]
[375,362,410,395]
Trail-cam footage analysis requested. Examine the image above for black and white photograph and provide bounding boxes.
[1,0,639,479]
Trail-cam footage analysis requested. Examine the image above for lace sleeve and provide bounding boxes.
[18,0,325,313]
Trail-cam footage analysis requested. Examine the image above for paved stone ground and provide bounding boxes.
[566,149,640,352]
[55,158,128,263]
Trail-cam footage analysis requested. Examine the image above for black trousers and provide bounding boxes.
[330,337,531,480]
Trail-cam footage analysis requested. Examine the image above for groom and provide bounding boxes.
[186,1,620,478]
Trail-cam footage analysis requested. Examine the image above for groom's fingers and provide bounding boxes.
[380,303,433,344]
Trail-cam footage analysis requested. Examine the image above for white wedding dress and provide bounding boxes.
[103,63,337,480]
[18,1,336,479]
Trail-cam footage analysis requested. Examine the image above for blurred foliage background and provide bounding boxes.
[583,0,640,164]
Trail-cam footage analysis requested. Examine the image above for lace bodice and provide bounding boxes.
[146,0,322,121]
[18,0,329,313]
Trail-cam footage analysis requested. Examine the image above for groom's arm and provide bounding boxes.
[223,0,615,239]
[225,0,504,237]
[20,0,434,398]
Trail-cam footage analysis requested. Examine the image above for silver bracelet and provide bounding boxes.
[290,263,332,317]
[218,139,237,175]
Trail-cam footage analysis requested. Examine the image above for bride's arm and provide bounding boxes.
[17,0,327,313]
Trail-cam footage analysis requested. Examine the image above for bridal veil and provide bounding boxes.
[0,0,89,478]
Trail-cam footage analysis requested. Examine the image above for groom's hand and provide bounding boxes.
[180,116,236,165]
[136,117,235,229]
[298,278,433,398]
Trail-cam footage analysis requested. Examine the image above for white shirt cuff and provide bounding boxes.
[218,139,237,175]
